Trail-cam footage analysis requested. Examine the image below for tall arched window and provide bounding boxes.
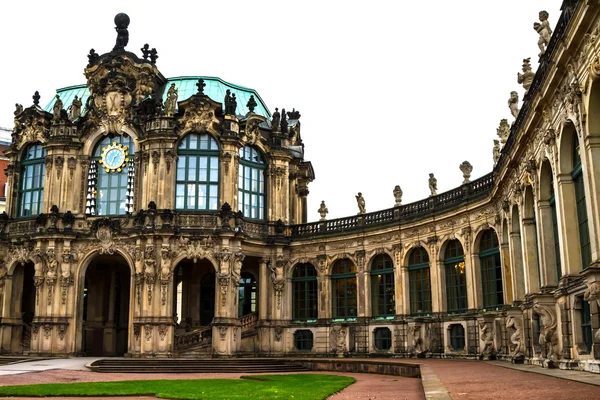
[87,135,135,216]
[371,254,395,317]
[444,240,467,312]
[572,135,591,270]
[408,247,431,315]
[238,272,257,317]
[292,263,318,320]
[238,146,265,220]
[549,183,562,279]
[480,229,503,308]
[18,144,46,217]
[331,259,357,319]
[176,133,219,210]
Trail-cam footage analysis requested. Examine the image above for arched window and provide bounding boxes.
[292,263,318,321]
[408,247,431,315]
[18,144,46,217]
[331,259,357,319]
[444,240,467,312]
[479,230,503,308]
[572,135,591,270]
[238,272,257,317]
[176,133,219,210]
[238,146,265,220]
[370,254,395,317]
[549,183,562,279]
[87,135,135,215]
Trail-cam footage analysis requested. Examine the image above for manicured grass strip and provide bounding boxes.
[0,374,355,399]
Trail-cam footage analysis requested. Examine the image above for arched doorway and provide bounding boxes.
[173,259,215,330]
[81,254,131,356]
[8,262,35,353]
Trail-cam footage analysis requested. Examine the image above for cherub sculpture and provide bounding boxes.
[534,11,552,57]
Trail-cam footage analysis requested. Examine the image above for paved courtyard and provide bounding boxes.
[0,358,598,399]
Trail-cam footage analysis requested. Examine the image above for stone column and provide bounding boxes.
[469,252,482,310]
[258,259,268,320]
[521,217,541,294]
[509,231,526,300]
[581,134,600,266]
[556,173,584,275]
[536,200,560,287]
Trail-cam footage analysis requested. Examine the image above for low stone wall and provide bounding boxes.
[291,358,421,378]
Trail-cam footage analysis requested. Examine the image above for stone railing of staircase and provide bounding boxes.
[174,326,212,351]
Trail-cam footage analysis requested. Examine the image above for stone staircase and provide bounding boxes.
[87,358,309,373]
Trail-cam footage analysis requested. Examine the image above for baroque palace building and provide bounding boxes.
[1,2,600,373]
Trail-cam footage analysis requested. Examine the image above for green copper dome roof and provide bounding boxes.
[44,76,271,118]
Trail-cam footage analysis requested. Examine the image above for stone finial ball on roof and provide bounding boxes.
[115,13,130,28]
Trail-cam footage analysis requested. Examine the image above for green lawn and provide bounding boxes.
[0,374,355,399]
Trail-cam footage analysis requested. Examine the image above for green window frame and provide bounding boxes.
[292,263,318,321]
[371,254,395,317]
[238,272,257,317]
[176,133,220,211]
[549,185,562,280]
[449,324,465,351]
[408,247,432,315]
[581,298,593,353]
[93,135,135,216]
[479,230,504,308]
[444,240,467,313]
[572,137,591,270]
[331,259,357,319]
[373,327,392,351]
[294,330,313,351]
[18,144,46,217]
[238,146,265,220]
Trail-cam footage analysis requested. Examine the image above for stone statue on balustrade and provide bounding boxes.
[164,84,178,117]
[69,96,82,120]
[318,201,328,221]
[428,173,437,197]
[53,95,63,121]
[493,140,501,165]
[355,193,366,214]
[534,11,552,57]
[517,58,535,93]
[508,91,520,119]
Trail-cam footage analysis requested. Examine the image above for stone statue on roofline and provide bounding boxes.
[113,13,130,52]
[429,173,437,196]
[517,58,535,93]
[393,185,403,206]
[69,96,82,120]
[493,140,501,165]
[497,119,510,144]
[459,161,472,184]
[164,84,178,117]
[534,11,552,58]
[356,192,366,214]
[53,95,63,121]
[224,90,237,115]
[271,107,281,132]
[508,91,520,119]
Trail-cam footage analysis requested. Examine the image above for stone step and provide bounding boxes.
[88,358,309,373]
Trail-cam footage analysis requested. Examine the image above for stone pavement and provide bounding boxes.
[0,358,599,399]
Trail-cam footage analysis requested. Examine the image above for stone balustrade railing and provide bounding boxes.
[174,326,212,351]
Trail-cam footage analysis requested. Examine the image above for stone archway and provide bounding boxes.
[173,258,216,331]
[81,254,131,356]
[4,262,36,354]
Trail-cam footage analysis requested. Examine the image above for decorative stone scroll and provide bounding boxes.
[533,304,560,361]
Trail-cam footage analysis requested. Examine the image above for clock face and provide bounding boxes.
[99,142,129,173]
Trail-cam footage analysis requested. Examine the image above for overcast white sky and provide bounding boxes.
[0,0,563,222]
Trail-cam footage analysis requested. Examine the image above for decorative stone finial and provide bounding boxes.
[497,119,510,144]
[113,13,130,52]
[318,201,328,221]
[534,11,552,58]
[508,91,520,119]
[517,58,535,93]
[150,48,158,64]
[141,44,151,60]
[355,192,366,214]
[196,78,206,95]
[493,140,501,166]
[247,95,257,113]
[393,185,403,206]
[32,91,40,106]
[271,108,281,131]
[69,95,82,120]
[428,173,437,197]
[287,108,301,120]
[164,84,178,117]
[459,161,473,184]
